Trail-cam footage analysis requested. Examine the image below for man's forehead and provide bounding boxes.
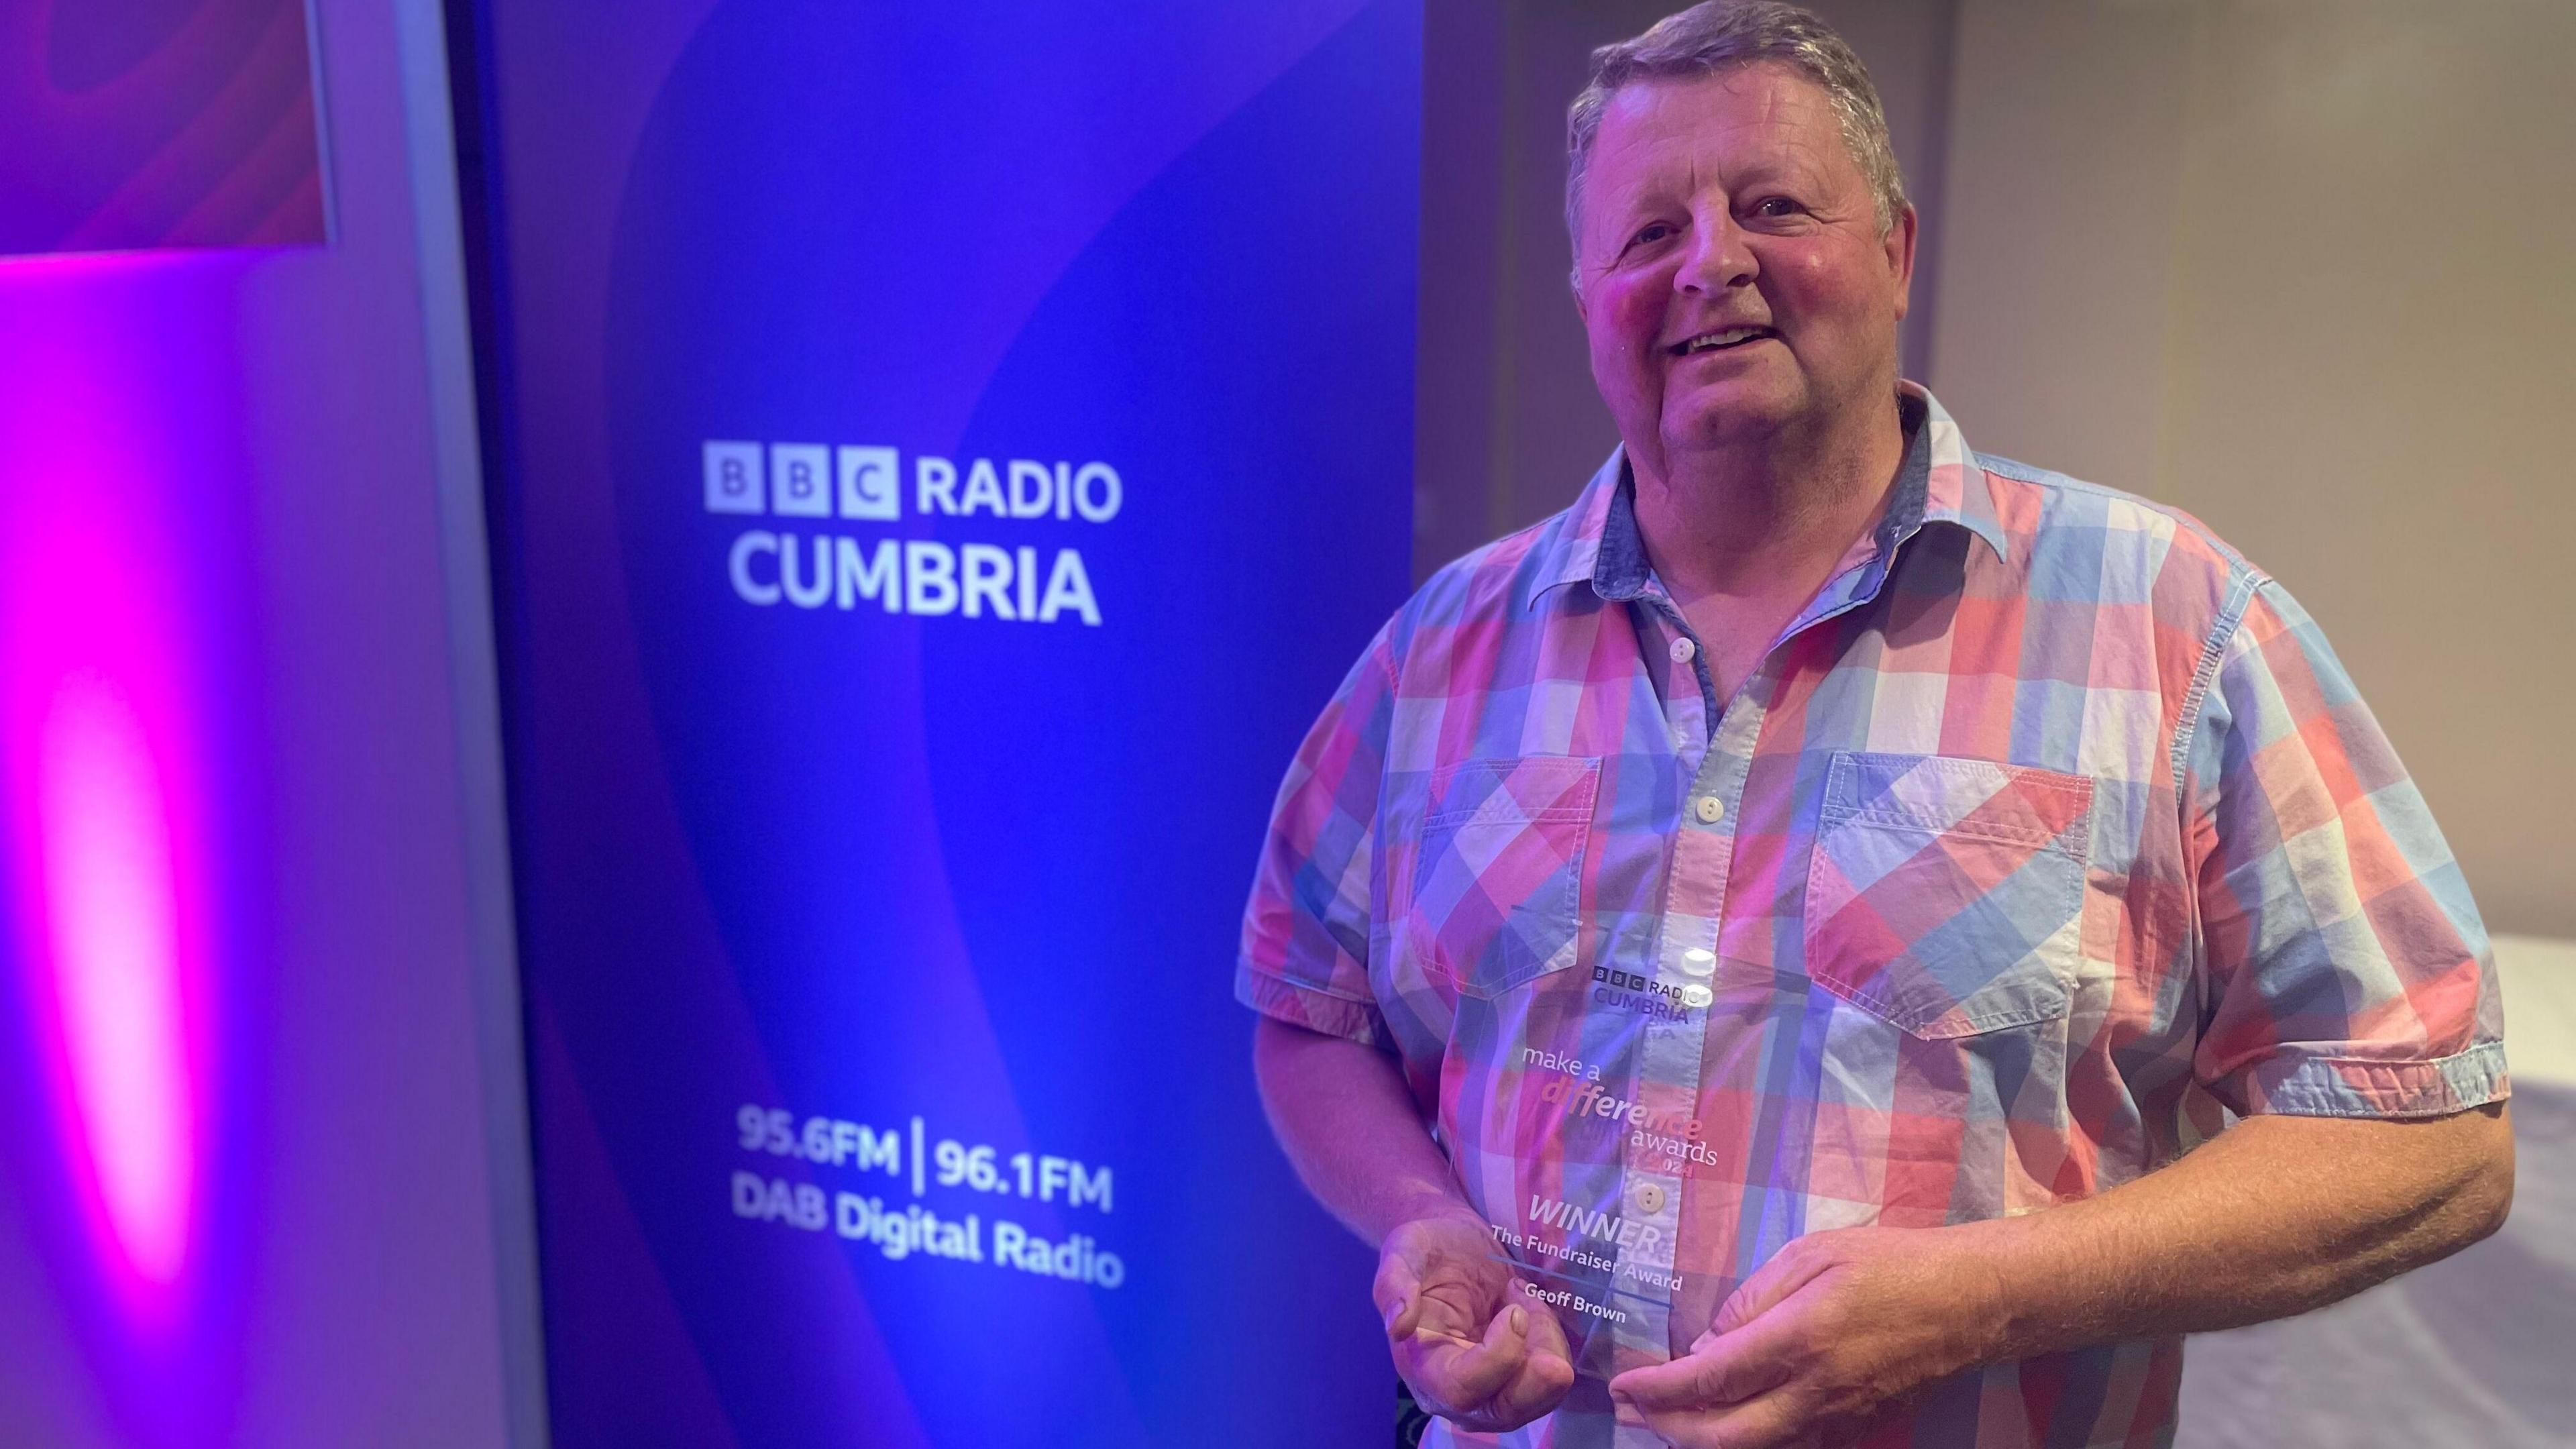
[1591,65,1845,185]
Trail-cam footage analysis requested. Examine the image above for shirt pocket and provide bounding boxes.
[1409,755,1600,1000]
[1802,751,2094,1039]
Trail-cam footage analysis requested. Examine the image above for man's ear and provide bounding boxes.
[1886,201,1919,322]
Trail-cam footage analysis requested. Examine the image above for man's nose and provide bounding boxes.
[1672,211,1754,295]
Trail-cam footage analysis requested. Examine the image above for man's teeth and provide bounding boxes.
[1684,328,1767,352]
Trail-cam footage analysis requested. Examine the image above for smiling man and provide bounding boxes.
[1239,4,2514,1447]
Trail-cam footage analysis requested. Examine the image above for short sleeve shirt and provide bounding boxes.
[1236,385,2510,1449]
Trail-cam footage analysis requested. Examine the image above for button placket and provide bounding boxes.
[1617,596,1724,1377]
[1640,603,1713,768]
[1623,673,1771,1368]
[1613,1008,1693,1377]
[1622,772,1741,1373]
[1648,616,1707,764]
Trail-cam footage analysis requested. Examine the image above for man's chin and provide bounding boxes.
[1660,391,1800,452]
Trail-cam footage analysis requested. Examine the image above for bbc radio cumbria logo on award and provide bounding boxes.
[703,440,1110,626]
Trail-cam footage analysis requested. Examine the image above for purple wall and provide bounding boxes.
[0,0,328,257]
[0,2,530,1443]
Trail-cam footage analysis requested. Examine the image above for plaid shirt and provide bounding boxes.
[1238,385,2509,1448]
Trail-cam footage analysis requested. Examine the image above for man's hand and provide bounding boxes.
[1254,1019,1574,1430]
[1607,1225,2000,1449]
[1374,1213,1576,1432]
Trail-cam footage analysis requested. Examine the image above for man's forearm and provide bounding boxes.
[1252,1016,1481,1243]
[1957,1102,2515,1362]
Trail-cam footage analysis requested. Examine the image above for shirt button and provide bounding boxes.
[1631,1180,1668,1215]
[1668,637,1697,663]
[1693,794,1724,824]
[1672,727,1694,751]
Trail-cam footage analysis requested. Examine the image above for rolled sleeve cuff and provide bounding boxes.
[1234,960,1389,1050]
[2226,1040,2512,1119]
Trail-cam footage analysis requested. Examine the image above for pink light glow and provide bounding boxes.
[36,672,194,1287]
[1,279,221,1332]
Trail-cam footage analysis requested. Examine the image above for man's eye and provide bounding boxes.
[1629,223,1675,248]
[1753,197,1805,218]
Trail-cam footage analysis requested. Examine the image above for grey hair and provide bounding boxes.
[1565,1,1906,259]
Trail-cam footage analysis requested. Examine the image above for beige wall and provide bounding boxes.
[1419,0,2573,935]
[1932,0,2576,935]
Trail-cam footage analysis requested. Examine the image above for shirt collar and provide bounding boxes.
[1526,382,2006,610]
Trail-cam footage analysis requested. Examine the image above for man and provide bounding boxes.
[1242,3,2518,1446]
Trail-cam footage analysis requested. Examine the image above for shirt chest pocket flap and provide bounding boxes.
[1803,751,2094,1038]
[1409,755,1599,1000]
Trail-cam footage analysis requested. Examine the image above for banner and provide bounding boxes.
[459,3,1419,1444]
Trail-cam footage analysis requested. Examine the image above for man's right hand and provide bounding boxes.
[1373,1214,1576,1432]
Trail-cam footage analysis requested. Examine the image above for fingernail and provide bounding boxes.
[1509,1305,1526,1334]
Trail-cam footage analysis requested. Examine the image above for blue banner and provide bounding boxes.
[461,2,1419,1444]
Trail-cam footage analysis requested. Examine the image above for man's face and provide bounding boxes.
[1573,65,1915,468]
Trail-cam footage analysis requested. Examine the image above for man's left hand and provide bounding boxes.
[1607,1224,2005,1449]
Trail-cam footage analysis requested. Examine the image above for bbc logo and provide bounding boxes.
[703,441,901,521]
